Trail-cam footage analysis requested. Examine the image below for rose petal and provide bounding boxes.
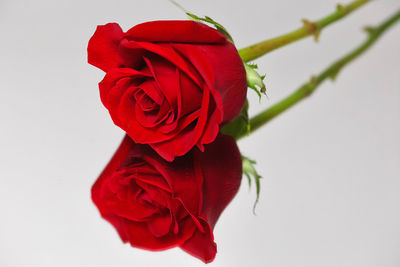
[195,134,242,228]
[120,40,203,88]
[92,135,134,216]
[174,42,246,123]
[180,219,217,263]
[111,215,196,251]
[125,20,227,44]
[147,212,172,238]
[150,82,211,161]
[178,68,203,118]
[143,152,202,218]
[99,68,152,117]
[179,134,241,263]
[87,23,124,72]
[107,190,158,222]
[135,78,164,105]
[143,56,178,109]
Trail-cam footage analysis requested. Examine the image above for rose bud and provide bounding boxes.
[88,21,247,161]
[91,134,242,263]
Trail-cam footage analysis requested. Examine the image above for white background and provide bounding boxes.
[0,0,399,266]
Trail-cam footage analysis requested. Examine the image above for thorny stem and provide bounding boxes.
[238,0,371,62]
[237,9,400,140]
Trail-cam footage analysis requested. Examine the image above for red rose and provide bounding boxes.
[91,134,242,263]
[88,21,247,161]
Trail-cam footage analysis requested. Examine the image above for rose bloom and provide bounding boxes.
[91,134,242,263]
[88,21,247,161]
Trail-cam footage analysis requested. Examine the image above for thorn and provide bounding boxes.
[303,76,317,97]
[330,70,340,81]
[363,26,376,35]
[314,30,321,42]
[301,19,315,29]
[310,75,318,85]
[336,3,345,12]
[302,19,320,42]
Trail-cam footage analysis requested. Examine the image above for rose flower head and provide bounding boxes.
[91,134,242,263]
[88,21,247,161]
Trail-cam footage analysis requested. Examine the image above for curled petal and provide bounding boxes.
[125,20,227,44]
[88,23,124,72]
[174,42,246,124]
[180,219,217,264]
[99,68,152,110]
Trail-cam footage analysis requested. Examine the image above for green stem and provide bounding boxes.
[238,0,371,62]
[237,9,400,140]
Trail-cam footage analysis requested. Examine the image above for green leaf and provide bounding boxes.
[242,155,262,214]
[170,0,234,43]
[221,100,249,139]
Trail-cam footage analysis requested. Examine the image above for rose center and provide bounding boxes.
[134,89,159,112]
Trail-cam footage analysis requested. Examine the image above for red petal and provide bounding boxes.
[147,212,172,238]
[150,87,210,162]
[179,134,241,263]
[91,135,134,216]
[112,215,196,251]
[87,23,124,72]
[195,134,242,228]
[174,42,246,124]
[143,56,178,109]
[143,153,202,218]
[180,219,217,263]
[125,20,226,44]
[99,68,151,114]
[120,40,203,88]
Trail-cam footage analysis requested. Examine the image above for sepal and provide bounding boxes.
[244,63,267,100]
[171,0,234,43]
[242,155,262,213]
[221,100,249,139]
